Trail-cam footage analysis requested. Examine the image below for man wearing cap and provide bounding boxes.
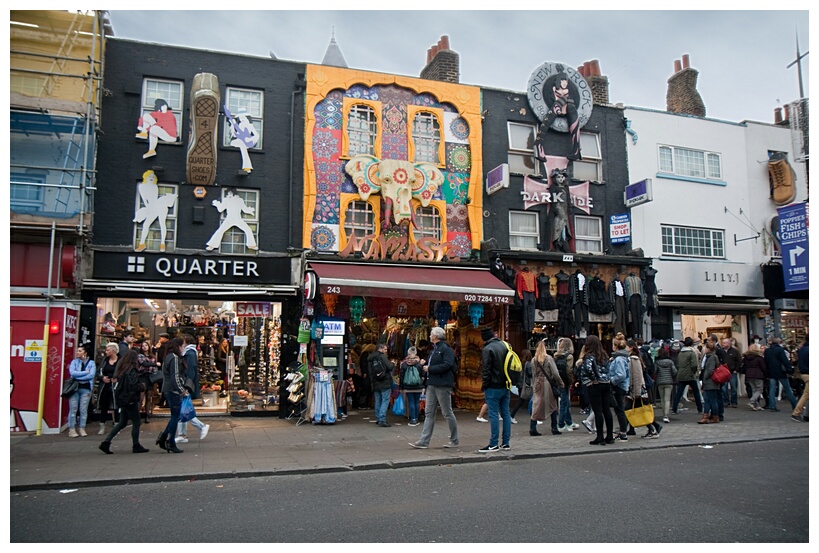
[409,326,459,449]
[479,328,512,453]
[155,333,171,364]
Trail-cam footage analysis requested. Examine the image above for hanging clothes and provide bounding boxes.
[624,273,645,339]
[555,270,574,337]
[610,275,627,335]
[311,370,337,424]
[587,275,613,315]
[536,273,557,310]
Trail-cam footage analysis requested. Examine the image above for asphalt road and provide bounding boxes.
[10,438,808,543]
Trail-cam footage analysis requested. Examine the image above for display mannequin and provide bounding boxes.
[569,269,589,336]
[624,271,645,339]
[536,272,556,310]
[516,263,538,333]
[643,267,659,316]
[554,270,573,337]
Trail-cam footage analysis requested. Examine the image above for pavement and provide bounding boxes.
[9,402,809,491]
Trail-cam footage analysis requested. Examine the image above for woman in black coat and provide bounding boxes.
[99,350,149,454]
[157,338,187,453]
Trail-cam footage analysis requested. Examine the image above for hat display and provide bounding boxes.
[481,328,494,341]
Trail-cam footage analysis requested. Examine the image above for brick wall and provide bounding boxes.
[666,67,706,117]
[420,50,460,83]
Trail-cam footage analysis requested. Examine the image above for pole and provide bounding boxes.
[36,222,57,436]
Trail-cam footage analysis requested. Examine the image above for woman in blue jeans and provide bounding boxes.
[554,337,578,431]
[66,345,96,437]
[157,338,186,453]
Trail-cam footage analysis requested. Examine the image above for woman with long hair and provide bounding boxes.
[136,340,159,422]
[627,340,663,437]
[530,340,564,436]
[157,338,187,453]
[96,343,119,436]
[555,337,579,432]
[577,335,613,445]
[99,350,149,454]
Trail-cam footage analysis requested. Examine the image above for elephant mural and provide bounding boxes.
[344,154,445,227]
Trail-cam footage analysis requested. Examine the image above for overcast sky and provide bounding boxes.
[107,8,810,124]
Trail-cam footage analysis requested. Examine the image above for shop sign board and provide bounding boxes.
[236,302,271,317]
[486,164,509,195]
[609,213,631,244]
[777,202,809,292]
[322,320,346,336]
[624,179,653,207]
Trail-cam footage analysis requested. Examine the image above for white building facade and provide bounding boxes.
[623,106,807,350]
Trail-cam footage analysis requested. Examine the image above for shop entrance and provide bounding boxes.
[680,313,749,351]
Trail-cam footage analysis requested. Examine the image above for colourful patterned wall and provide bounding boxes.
[303,65,483,258]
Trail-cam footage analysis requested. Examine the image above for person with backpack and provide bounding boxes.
[554,337,579,432]
[99,349,149,454]
[577,335,614,445]
[478,328,514,452]
[627,340,663,437]
[672,337,704,416]
[399,346,425,426]
[530,339,564,436]
[369,342,395,427]
[764,336,798,413]
[409,326,459,449]
[608,333,631,441]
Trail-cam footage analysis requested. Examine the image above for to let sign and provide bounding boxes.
[609,213,631,244]
[777,202,809,292]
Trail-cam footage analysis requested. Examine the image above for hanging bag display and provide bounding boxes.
[625,396,655,428]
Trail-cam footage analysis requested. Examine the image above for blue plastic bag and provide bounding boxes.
[180,395,196,422]
[391,393,405,416]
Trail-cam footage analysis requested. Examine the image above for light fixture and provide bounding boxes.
[49,320,60,334]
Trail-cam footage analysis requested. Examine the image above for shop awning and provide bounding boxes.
[308,262,515,304]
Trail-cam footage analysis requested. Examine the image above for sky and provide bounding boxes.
[104,6,811,125]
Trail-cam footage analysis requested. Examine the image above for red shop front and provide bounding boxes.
[10,302,79,433]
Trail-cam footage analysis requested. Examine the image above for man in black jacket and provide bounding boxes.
[479,328,512,453]
[764,337,797,412]
[409,327,459,449]
[369,343,395,427]
[720,338,743,408]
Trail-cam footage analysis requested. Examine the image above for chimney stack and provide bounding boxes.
[774,107,783,124]
[579,59,609,106]
[420,35,459,84]
[666,54,705,117]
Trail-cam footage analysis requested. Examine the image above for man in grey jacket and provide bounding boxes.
[410,327,459,449]
[369,342,395,427]
[672,337,703,415]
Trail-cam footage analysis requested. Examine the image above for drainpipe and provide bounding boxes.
[289,78,305,250]
[624,118,638,144]
[36,222,57,436]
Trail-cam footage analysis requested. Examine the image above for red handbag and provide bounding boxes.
[711,364,732,384]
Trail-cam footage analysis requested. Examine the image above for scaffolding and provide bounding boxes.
[9,10,110,231]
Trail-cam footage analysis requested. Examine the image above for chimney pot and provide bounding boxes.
[774,107,783,123]
[783,104,791,121]
[682,54,690,69]
[440,35,449,50]
[591,59,601,76]
[674,59,682,73]
[427,48,432,64]
[577,65,585,76]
